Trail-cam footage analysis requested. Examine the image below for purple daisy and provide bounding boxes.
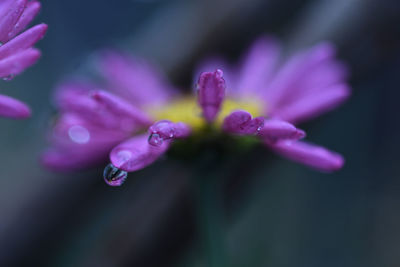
[43,36,350,186]
[0,0,47,119]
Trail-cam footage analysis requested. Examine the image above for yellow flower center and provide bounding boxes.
[147,96,264,130]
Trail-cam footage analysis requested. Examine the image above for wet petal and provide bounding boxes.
[0,94,31,119]
[270,84,350,124]
[268,140,344,172]
[0,48,40,78]
[222,110,264,135]
[0,0,26,43]
[194,57,235,92]
[0,23,47,59]
[197,69,226,123]
[7,0,41,40]
[259,119,305,143]
[50,113,128,148]
[43,113,128,171]
[110,134,170,172]
[148,120,191,146]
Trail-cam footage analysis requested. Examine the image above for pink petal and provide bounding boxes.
[222,110,264,135]
[91,90,153,126]
[0,94,31,119]
[236,36,280,97]
[0,0,14,14]
[55,83,152,132]
[0,48,40,78]
[110,134,170,172]
[50,113,128,148]
[7,0,41,40]
[264,42,339,112]
[54,82,96,108]
[268,140,344,172]
[259,119,305,143]
[295,61,349,96]
[0,0,27,43]
[148,120,191,146]
[270,84,351,124]
[196,69,226,122]
[98,50,176,107]
[0,23,47,59]
[43,114,128,171]
[194,57,236,92]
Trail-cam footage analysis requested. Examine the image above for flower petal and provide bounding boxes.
[0,0,26,43]
[43,113,128,171]
[259,119,305,143]
[110,134,170,172]
[148,120,191,146]
[7,0,41,40]
[0,48,40,78]
[264,42,341,113]
[50,113,128,148]
[98,51,176,107]
[55,83,152,132]
[270,84,351,124]
[268,140,344,172]
[0,94,31,119]
[236,36,280,97]
[91,90,153,126]
[197,69,226,122]
[222,110,264,135]
[0,23,47,60]
[194,57,235,91]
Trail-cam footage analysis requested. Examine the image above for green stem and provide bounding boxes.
[193,153,229,267]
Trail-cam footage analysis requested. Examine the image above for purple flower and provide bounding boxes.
[198,36,350,171]
[43,37,350,186]
[0,0,47,119]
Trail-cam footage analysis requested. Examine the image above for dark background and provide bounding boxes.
[0,0,400,266]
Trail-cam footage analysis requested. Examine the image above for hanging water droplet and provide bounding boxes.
[148,133,163,147]
[103,163,128,186]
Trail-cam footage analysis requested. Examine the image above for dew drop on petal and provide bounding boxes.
[148,133,163,147]
[68,125,90,144]
[103,163,128,186]
[215,69,223,78]
[117,150,132,162]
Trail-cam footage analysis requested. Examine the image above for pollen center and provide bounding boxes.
[147,96,264,130]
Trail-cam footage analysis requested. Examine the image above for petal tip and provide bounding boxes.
[197,69,226,123]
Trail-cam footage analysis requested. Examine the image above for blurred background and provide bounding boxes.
[1,0,400,266]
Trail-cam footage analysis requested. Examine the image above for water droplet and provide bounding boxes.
[0,42,3,47]
[103,163,128,186]
[68,125,90,144]
[215,69,223,78]
[148,133,163,146]
[117,150,132,162]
